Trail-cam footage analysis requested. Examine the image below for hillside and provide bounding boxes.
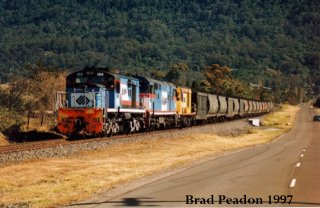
[0,0,319,86]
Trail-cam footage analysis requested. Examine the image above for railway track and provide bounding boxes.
[0,139,67,154]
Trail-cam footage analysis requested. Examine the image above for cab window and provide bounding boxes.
[115,81,120,93]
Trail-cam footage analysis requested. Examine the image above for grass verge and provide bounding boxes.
[0,104,299,207]
[0,133,8,146]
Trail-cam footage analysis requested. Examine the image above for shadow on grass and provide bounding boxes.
[3,125,63,143]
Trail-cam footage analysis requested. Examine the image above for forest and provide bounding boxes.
[0,0,319,98]
[0,0,319,137]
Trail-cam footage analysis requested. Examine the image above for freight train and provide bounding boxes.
[56,66,273,137]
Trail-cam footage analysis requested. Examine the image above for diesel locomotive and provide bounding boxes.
[56,66,273,137]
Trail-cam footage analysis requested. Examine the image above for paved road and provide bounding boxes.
[71,105,320,207]
[290,107,320,205]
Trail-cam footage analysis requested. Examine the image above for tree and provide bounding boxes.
[204,63,255,98]
[4,63,67,113]
[150,69,165,79]
[24,65,66,111]
[198,80,211,92]
[0,77,27,112]
[204,64,232,94]
[191,80,199,90]
[164,63,189,85]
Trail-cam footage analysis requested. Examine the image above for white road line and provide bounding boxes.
[296,162,301,167]
[300,154,304,157]
[290,179,296,188]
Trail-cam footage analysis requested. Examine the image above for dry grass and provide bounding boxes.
[22,117,52,132]
[0,84,9,90]
[0,105,300,207]
[0,133,8,146]
[262,104,299,129]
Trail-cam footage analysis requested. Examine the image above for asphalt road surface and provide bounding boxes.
[71,105,320,207]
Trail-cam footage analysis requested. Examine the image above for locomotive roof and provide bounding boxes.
[135,75,175,88]
[67,67,139,81]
